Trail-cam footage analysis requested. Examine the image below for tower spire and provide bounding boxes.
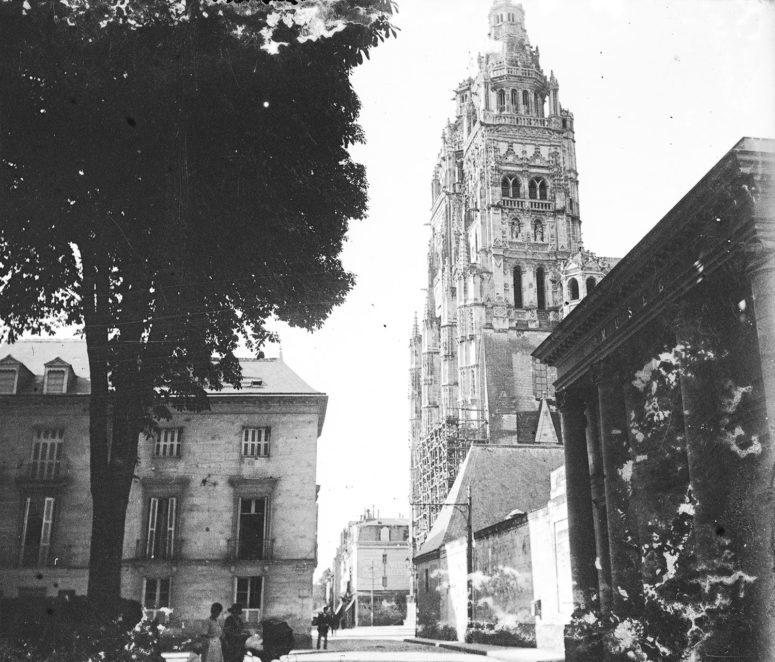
[488,1,527,50]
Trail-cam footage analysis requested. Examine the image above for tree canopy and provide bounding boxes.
[0,0,396,612]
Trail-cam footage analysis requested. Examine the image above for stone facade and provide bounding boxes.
[332,514,410,627]
[534,138,775,661]
[409,0,614,543]
[0,340,326,646]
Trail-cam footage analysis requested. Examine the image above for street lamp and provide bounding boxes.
[410,485,474,624]
[370,560,375,627]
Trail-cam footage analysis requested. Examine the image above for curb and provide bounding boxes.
[404,638,564,661]
[404,638,487,656]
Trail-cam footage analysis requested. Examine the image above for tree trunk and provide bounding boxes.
[83,254,144,617]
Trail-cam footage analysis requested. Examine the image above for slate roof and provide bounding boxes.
[417,444,564,557]
[0,340,91,394]
[0,340,322,396]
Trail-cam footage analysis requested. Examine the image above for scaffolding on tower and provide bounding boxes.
[411,415,487,550]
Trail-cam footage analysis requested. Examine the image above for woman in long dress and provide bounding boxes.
[201,602,224,662]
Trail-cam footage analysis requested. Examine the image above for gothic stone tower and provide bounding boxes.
[409,0,613,540]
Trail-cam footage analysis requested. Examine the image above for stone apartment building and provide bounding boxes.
[332,513,410,627]
[534,137,775,661]
[408,0,616,543]
[0,339,326,645]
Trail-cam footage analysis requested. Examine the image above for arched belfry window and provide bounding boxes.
[497,90,506,113]
[536,267,546,310]
[569,278,579,300]
[501,176,511,198]
[513,266,523,308]
[502,176,519,199]
[522,90,530,114]
[510,89,518,111]
[533,220,544,242]
[529,177,548,201]
[586,277,597,294]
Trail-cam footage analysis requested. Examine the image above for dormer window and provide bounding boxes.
[0,355,31,394]
[44,369,67,394]
[0,367,18,394]
[241,378,265,389]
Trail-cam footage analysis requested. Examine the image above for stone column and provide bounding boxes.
[675,237,775,660]
[557,388,599,612]
[745,230,775,658]
[594,360,643,616]
[583,383,612,614]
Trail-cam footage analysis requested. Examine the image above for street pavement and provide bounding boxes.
[161,625,565,662]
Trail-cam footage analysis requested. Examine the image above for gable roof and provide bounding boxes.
[417,443,565,557]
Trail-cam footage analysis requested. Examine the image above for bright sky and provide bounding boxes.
[261,0,775,577]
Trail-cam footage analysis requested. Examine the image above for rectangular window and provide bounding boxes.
[235,576,263,623]
[237,497,268,560]
[44,369,66,394]
[31,428,64,480]
[145,497,177,560]
[19,496,55,567]
[382,554,388,565]
[153,428,182,458]
[0,368,17,394]
[532,358,549,400]
[242,427,270,458]
[143,577,171,622]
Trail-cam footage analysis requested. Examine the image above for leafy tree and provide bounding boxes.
[0,0,396,615]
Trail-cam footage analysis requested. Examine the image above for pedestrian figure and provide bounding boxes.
[315,605,331,650]
[329,611,340,637]
[222,603,246,662]
[200,602,224,662]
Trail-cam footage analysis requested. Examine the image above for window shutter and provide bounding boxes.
[39,497,55,565]
[146,498,159,558]
[166,497,177,558]
[19,497,31,565]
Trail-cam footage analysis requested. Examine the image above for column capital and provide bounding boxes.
[556,388,586,413]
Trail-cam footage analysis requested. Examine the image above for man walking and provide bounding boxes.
[315,605,331,650]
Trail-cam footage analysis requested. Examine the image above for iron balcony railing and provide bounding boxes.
[15,458,72,484]
[134,538,184,562]
[7,544,75,569]
[225,538,274,562]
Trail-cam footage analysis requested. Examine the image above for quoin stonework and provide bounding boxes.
[409,0,616,543]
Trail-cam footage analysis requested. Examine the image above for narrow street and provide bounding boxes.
[162,625,563,662]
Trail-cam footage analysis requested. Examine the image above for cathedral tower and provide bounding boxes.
[409,0,614,540]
